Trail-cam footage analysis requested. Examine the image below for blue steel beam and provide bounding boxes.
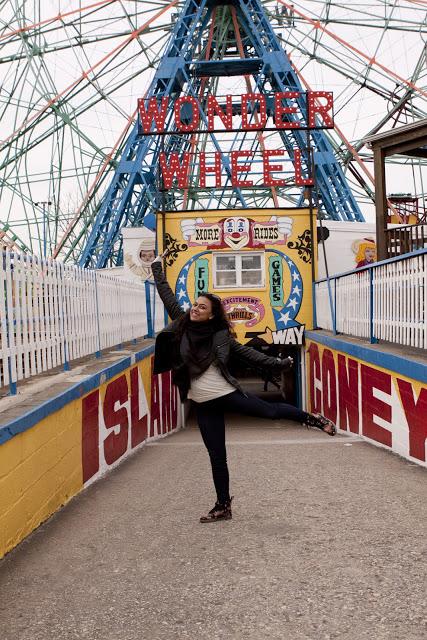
[80,0,363,268]
[79,0,215,267]
[236,0,363,221]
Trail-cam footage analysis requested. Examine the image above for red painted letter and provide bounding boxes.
[361,365,392,447]
[321,349,337,424]
[308,91,334,128]
[207,94,233,130]
[150,364,161,438]
[263,150,286,187]
[160,152,191,189]
[200,151,222,187]
[397,379,427,462]
[82,390,100,483]
[103,375,129,465]
[174,96,199,132]
[294,148,314,186]
[338,355,359,433]
[308,343,322,414]
[130,366,148,448]
[138,96,169,133]
[230,151,254,187]
[274,91,300,129]
[241,93,267,130]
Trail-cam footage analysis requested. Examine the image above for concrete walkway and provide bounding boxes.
[1,417,425,640]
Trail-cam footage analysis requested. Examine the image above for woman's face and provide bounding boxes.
[190,296,213,322]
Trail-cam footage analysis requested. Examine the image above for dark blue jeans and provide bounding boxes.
[194,390,309,504]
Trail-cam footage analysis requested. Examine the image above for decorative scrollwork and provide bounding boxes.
[287,229,312,263]
[164,233,188,266]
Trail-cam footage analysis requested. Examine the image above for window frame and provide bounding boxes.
[213,251,265,290]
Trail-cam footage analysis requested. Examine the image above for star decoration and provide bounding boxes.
[279,311,291,325]
[287,297,298,310]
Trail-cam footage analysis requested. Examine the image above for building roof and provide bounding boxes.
[364,118,427,158]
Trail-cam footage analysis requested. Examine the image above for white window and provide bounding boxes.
[213,252,265,289]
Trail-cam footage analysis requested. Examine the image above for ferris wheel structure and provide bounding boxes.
[0,0,426,265]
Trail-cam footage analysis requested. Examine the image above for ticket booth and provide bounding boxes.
[156,207,316,406]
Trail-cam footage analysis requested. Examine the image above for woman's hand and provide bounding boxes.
[151,249,169,264]
[277,356,293,371]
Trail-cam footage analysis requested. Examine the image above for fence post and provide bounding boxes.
[369,267,377,344]
[312,282,318,329]
[5,249,17,395]
[60,263,70,372]
[145,280,154,338]
[94,271,102,358]
[326,277,337,335]
[117,279,123,350]
[8,362,17,395]
[333,278,337,335]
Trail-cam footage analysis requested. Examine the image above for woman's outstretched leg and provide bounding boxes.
[222,390,336,435]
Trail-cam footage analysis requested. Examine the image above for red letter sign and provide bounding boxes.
[160,152,191,189]
[103,375,129,465]
[263,150,286,187]
[397,379,427,462]
[322,349,337,424]
[308,91,334,128]
[308,343,322,414]
[207,94,233,130]
[174,96,199,132]
[361,365,392,447]
[82,390,100,483]
[337,355,359,433]
[230,151,254,187]
[241,93,267,130]
[138,96,169,133]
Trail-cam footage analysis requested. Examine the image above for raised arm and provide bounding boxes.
[151,261,185,321]
[230,339,292,371]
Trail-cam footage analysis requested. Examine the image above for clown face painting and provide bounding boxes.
[223,217,250,250]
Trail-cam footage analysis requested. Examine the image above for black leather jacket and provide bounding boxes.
[151,262,283,400]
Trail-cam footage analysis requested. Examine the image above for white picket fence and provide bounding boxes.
[314,249,427,350]
[0,249,166,391]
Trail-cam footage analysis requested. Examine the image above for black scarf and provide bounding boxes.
[180,319,218,378]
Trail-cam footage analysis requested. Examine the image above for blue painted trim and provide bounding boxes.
[305,331,427,384]
[315,247,427,284]
[0,343,155,446]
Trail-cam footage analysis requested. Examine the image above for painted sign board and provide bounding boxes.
[306,339,427,465]
[157,208,316,345]
[138,91,334,188]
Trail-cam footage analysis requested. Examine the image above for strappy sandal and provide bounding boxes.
[304,413,337,436]
[200,497,233,523]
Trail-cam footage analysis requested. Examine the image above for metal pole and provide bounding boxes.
[34,200,52,258]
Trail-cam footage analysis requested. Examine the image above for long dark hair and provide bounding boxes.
[174,292,234,340]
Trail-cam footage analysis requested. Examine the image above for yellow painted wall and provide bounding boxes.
[0,354,181,559]
[0,403,82,557]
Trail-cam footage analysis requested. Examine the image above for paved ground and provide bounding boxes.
[1,416,426,640]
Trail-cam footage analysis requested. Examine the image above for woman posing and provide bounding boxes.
[151,257,336,523]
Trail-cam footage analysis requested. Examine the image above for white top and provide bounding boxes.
[187,364,235,403]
